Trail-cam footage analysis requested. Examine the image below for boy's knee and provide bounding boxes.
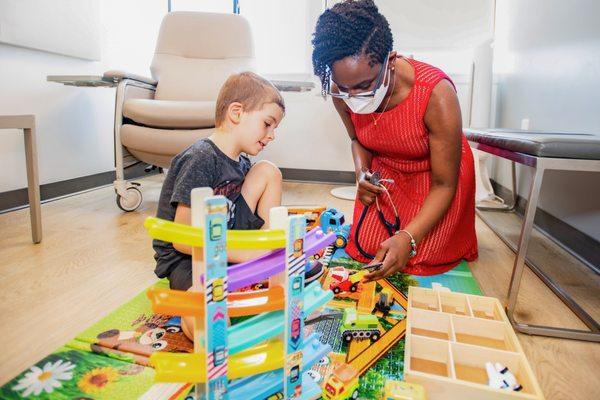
[252,160,282,181]
[181,316,194,341]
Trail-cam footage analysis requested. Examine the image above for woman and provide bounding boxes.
[311,0,477,280]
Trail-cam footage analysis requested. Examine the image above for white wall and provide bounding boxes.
[0,0,102,61]
[241,0,314,75]
[0,0,486,193]
[259,0,491,171]
[0,0,166,193]
[491,0,600,240]
[379,0,494,50]
[258,91,354,172]
[259,73,473,172]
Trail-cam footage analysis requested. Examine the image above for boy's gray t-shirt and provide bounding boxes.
[153,138,250,278]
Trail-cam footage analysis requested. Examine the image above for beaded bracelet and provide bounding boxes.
[396,229,417,258]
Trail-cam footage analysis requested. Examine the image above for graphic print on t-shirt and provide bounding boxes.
[214,180,243,226]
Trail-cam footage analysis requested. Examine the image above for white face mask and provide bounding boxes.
[342,58,391,114]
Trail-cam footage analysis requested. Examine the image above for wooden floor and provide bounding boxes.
[0,175,598,399]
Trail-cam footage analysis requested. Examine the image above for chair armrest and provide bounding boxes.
[112,75,156,139]
[271,80,314,92]
[103,70,158,86]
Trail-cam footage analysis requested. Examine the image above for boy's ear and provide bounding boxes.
[227,102,243,125]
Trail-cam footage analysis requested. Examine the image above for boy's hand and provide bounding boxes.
[357,170,382,206]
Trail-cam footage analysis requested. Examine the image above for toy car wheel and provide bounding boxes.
[332,287,341,295]
[343,332,353,343]
[350,283,358,292]
[116,186,142,212]
[334,235,347,248]
[370,332,380,342]
[351,389,359,399]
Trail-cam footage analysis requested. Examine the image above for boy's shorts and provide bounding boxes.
[168,195,264,290]
[229,194,265,231]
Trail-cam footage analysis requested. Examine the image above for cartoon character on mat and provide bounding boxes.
[93,315,192,356]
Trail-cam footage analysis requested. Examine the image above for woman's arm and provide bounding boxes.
[365,79,462,281]
[332,97,382,204]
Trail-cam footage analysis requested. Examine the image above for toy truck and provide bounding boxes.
[340,307,380,343]
[320,208,350,249]
[375,288,393,314]
[287,206,326,231]
[329,268,367,295]
[322,363,360,400]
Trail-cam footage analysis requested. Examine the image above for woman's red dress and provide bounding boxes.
[345,58,478,275]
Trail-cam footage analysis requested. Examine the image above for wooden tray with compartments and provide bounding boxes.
[404,287,545,400]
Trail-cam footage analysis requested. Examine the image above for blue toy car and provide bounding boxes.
[320,208,350,248]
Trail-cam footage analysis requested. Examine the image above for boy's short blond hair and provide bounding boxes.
[215,71,285,128]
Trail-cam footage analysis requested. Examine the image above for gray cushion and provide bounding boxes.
[465,129,600,160]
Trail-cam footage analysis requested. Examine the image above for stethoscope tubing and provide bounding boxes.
[353,173,400,260]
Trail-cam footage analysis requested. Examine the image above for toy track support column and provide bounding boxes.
[271,207,307,398]
[191,188,229,400]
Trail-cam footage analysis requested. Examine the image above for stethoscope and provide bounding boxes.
[353,171,401,259]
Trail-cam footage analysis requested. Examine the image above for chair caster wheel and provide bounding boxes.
[116,186,143,212]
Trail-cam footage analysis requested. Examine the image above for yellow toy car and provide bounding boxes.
[322,363,359,400]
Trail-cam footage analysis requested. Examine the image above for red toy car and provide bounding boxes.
[329,279,358,295]
[328,267,365,295]
[329,268,358,295]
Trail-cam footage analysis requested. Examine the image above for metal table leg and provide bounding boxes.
[504,166,600,342]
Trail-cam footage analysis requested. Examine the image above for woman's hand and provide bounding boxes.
[363,233,412,282]
[356,169,382,206]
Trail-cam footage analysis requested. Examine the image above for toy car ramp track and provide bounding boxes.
[145,217,335,292]
[227,227,335,291]
[151,333,329,383]
[147,281,333,356]
[144,216,287,249]
[147,285,285,318]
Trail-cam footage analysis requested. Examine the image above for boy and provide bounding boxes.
[153,71,285,291]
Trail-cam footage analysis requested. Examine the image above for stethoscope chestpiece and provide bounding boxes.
[368,170,394,187]
[369,171,382,186]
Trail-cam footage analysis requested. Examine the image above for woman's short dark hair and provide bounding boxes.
[311,0,393,95]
